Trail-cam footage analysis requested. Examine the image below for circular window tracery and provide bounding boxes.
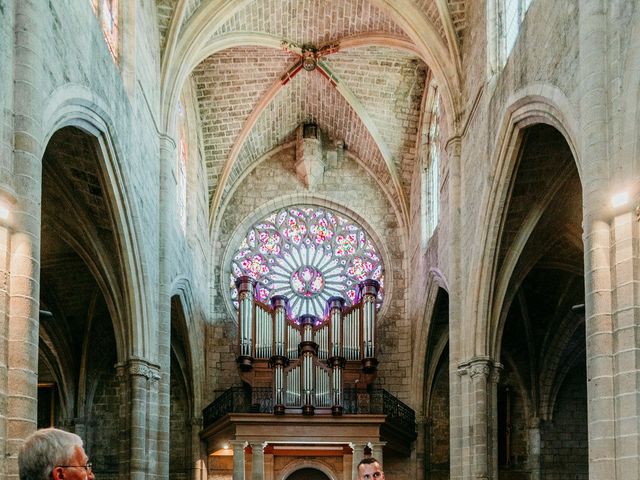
[229,206,384,318]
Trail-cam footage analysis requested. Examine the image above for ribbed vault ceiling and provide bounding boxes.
[159,0,468,223]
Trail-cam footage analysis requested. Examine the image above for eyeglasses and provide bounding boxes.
[57,462,93,472]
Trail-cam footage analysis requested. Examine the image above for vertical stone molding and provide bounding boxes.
[446,135,463,480]
[250,441,266,480]
[349,442,367,479]
[231,440,248,480]
[157,133,177,480]
[7,0,45,477]
[610,208,640,479]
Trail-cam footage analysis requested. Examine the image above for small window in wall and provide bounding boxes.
[422,82,441,243]
[92,0,119,61]
[177,101,188,234]
[37,383,56,429]
[497,0,532,67]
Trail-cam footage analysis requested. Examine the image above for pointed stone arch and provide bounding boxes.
[469,86,581,361]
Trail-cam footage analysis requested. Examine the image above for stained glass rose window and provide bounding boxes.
[229,206,384,318]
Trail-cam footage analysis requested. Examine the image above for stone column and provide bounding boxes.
[579,1,617,479]
[128,358,160,480]
[231,440,247,480]
[457,358,501,480]
[350,442,367,479]
[6,0,45,478]
[446,136,463,480]
[189,417,203,480]
[415,416,428,478]
[526,417,541,480]
[157,133,176,480]
[250,442,266,480]
[0,0,13,470]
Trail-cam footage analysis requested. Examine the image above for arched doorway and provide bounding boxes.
[285,467,332,480]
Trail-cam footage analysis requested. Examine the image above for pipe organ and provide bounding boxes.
[234,276,380,415]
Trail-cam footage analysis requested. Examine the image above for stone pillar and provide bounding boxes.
[526,417,541,480]
[157,133,176,480]
[415,416,427,478]
[6,0,45,478]
[578,2,617,479]
[350,442,367,479]
[250,442,266,480]
[127,358,160,480]
[231,440,247,480]
[189,417,203,480]
[446,135,463,480]
[457,358,501,480]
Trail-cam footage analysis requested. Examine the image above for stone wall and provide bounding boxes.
[208,143,410,403]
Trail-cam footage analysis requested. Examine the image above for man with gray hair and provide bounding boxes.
[18,428,94,480]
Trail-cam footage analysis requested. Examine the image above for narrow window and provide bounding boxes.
[92,0,119,61]
[497,0,533,67]
[422,82,441,243]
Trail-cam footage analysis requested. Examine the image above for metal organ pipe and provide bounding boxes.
[270,295,288,357]
[235,276,256,367]
[328,297,345,358]
[359,279,380,373]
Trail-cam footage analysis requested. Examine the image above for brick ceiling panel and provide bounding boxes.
[212,0,409,46]
[327,46,426,192]
[223,70,395,203]
[447,0,467,47]
[413,0,447,41]
[44,128,113,232]
[193,47,298,195]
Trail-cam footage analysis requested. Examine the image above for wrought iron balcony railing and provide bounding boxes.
[202,385,416,436]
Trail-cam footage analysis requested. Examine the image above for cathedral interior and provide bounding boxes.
[1,0,640,479]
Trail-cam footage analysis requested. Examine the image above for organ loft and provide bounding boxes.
[202,213,416,478]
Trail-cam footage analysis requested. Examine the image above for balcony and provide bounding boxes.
[202,385,416,456]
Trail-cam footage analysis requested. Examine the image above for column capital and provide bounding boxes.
[457,357,501,381]
[118,358,161,380]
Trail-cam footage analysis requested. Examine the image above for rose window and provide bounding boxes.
[229,206,384,318]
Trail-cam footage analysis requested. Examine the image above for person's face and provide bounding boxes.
[51,445,94,480]
[358,462,385,480]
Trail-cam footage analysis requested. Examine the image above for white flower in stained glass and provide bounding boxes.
[229,206,384,318]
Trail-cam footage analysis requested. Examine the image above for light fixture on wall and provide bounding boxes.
[611,191,629,208]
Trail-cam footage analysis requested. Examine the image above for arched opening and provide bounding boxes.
[423,288,449,479]
[169,295,194,480]
[285,467,332,480]
[495,124,586,479]
[39,126,126,477]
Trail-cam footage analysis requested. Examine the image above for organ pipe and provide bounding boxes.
[235,276,256,370]
[234,276,380,412]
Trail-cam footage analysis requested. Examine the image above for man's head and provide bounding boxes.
[357,457,385,480]
[18,428,94,480]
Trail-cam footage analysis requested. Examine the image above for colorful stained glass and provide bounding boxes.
[229,206,384,317]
